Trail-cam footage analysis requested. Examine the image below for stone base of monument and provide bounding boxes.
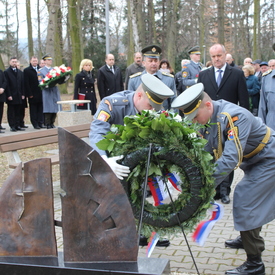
[57,110,93,127]
[0,255,170,275]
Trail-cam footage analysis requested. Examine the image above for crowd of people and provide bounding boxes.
[88,43,275,275]
[1,43,274,274]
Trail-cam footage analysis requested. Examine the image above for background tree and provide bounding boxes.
[67,0,83,79]
[26,0,34,59]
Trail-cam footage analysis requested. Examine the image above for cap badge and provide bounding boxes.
[152,47,156,52]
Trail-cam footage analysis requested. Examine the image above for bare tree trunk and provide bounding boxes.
[67,0,83,78]
[128,0,141,52]
[45,0,62,63]
[253,0,260,59]
[136,0,144,47]
[147,0,156,45]
[37,0,42,59]
[45,0,66,93]
[26,0,34,59]
[15,0,19,58]
[166,0,179,69]
[217,0,225,44]
[199,0,205,64]
[127,1,134,66]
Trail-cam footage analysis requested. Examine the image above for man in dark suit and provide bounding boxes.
[4,57,25,132]
[97,54,124,100]
[24,56,44,129]
[198,44,249,204]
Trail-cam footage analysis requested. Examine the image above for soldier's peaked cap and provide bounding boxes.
[171,83,204,121]
[42,54,52,60]
[188,46,201,55]
[141,74,174,111]
[141,45,162,58]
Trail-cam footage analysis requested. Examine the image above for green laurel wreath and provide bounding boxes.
[97,110,215,237]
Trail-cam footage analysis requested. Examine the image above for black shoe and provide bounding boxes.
[221,195,230,204]
[10,127,17,132]
[139,235,170,247]
[225,256,265,275]
[47,125,52,129]
[0,130,4,133]
[34,126,41,129]
[15,126,25,131]
[225,235,244,249]
[50,124,56,128]
[39,124,47,128]
[20,125,28,128]
[0,126,6,130]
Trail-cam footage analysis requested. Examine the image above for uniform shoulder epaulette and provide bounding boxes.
[262,69,272,77]
[161,71,174,78]
[129,72,142,79]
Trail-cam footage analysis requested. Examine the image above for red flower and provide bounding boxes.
[60,68,66,73]
[161,110,169,117]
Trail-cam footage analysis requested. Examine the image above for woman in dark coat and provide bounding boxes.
[73,59,97,115]
[242,64,261,116]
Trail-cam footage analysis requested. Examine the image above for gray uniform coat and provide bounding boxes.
[128,70,176,110]
[38,66,61,113]
[181,60,203,87]
[89,91,137,155]
[203,100,275,231]
[258,70,275,130]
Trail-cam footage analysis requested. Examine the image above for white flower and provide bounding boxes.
[173,114,182,122]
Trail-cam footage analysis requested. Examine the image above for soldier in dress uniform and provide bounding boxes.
[37,54,61,129]
[172,83,275,275]
[128,45,176,110]
[89,74,174,248]
[182,46,204,88]
[258,68,275,130]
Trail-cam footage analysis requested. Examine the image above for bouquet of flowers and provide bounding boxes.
[39,64,72,89]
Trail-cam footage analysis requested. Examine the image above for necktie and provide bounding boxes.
[111,66,114,74]
[216,69,223,87]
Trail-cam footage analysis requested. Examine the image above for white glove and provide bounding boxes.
[101,155,130,180]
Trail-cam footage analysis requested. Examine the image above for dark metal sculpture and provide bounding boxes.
[58,128,139,263]
[0,159,58,266]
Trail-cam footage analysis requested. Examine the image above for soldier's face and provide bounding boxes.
[143,57,159,74]
[192,101,212,125]
[191,53,200,63]
[135,91,154,112]
[209,46,226,69]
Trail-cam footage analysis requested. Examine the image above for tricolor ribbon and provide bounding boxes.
[192,202,224,246]
[147,172,182,206]
[146,232,160,257]
[147,177,168,206]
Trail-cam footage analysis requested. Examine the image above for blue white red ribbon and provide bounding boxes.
[146,232,160,257]
[192,202,224,246]
[147,172,181,206]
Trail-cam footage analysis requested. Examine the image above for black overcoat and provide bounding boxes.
[197,64,249,109]
[23,64,42,104]
[0,70,7,103]
[97,65,124,100]
[73,70,97,114]
[4,67,24,105]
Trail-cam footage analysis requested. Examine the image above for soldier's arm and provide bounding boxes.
[182,67,196,87]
